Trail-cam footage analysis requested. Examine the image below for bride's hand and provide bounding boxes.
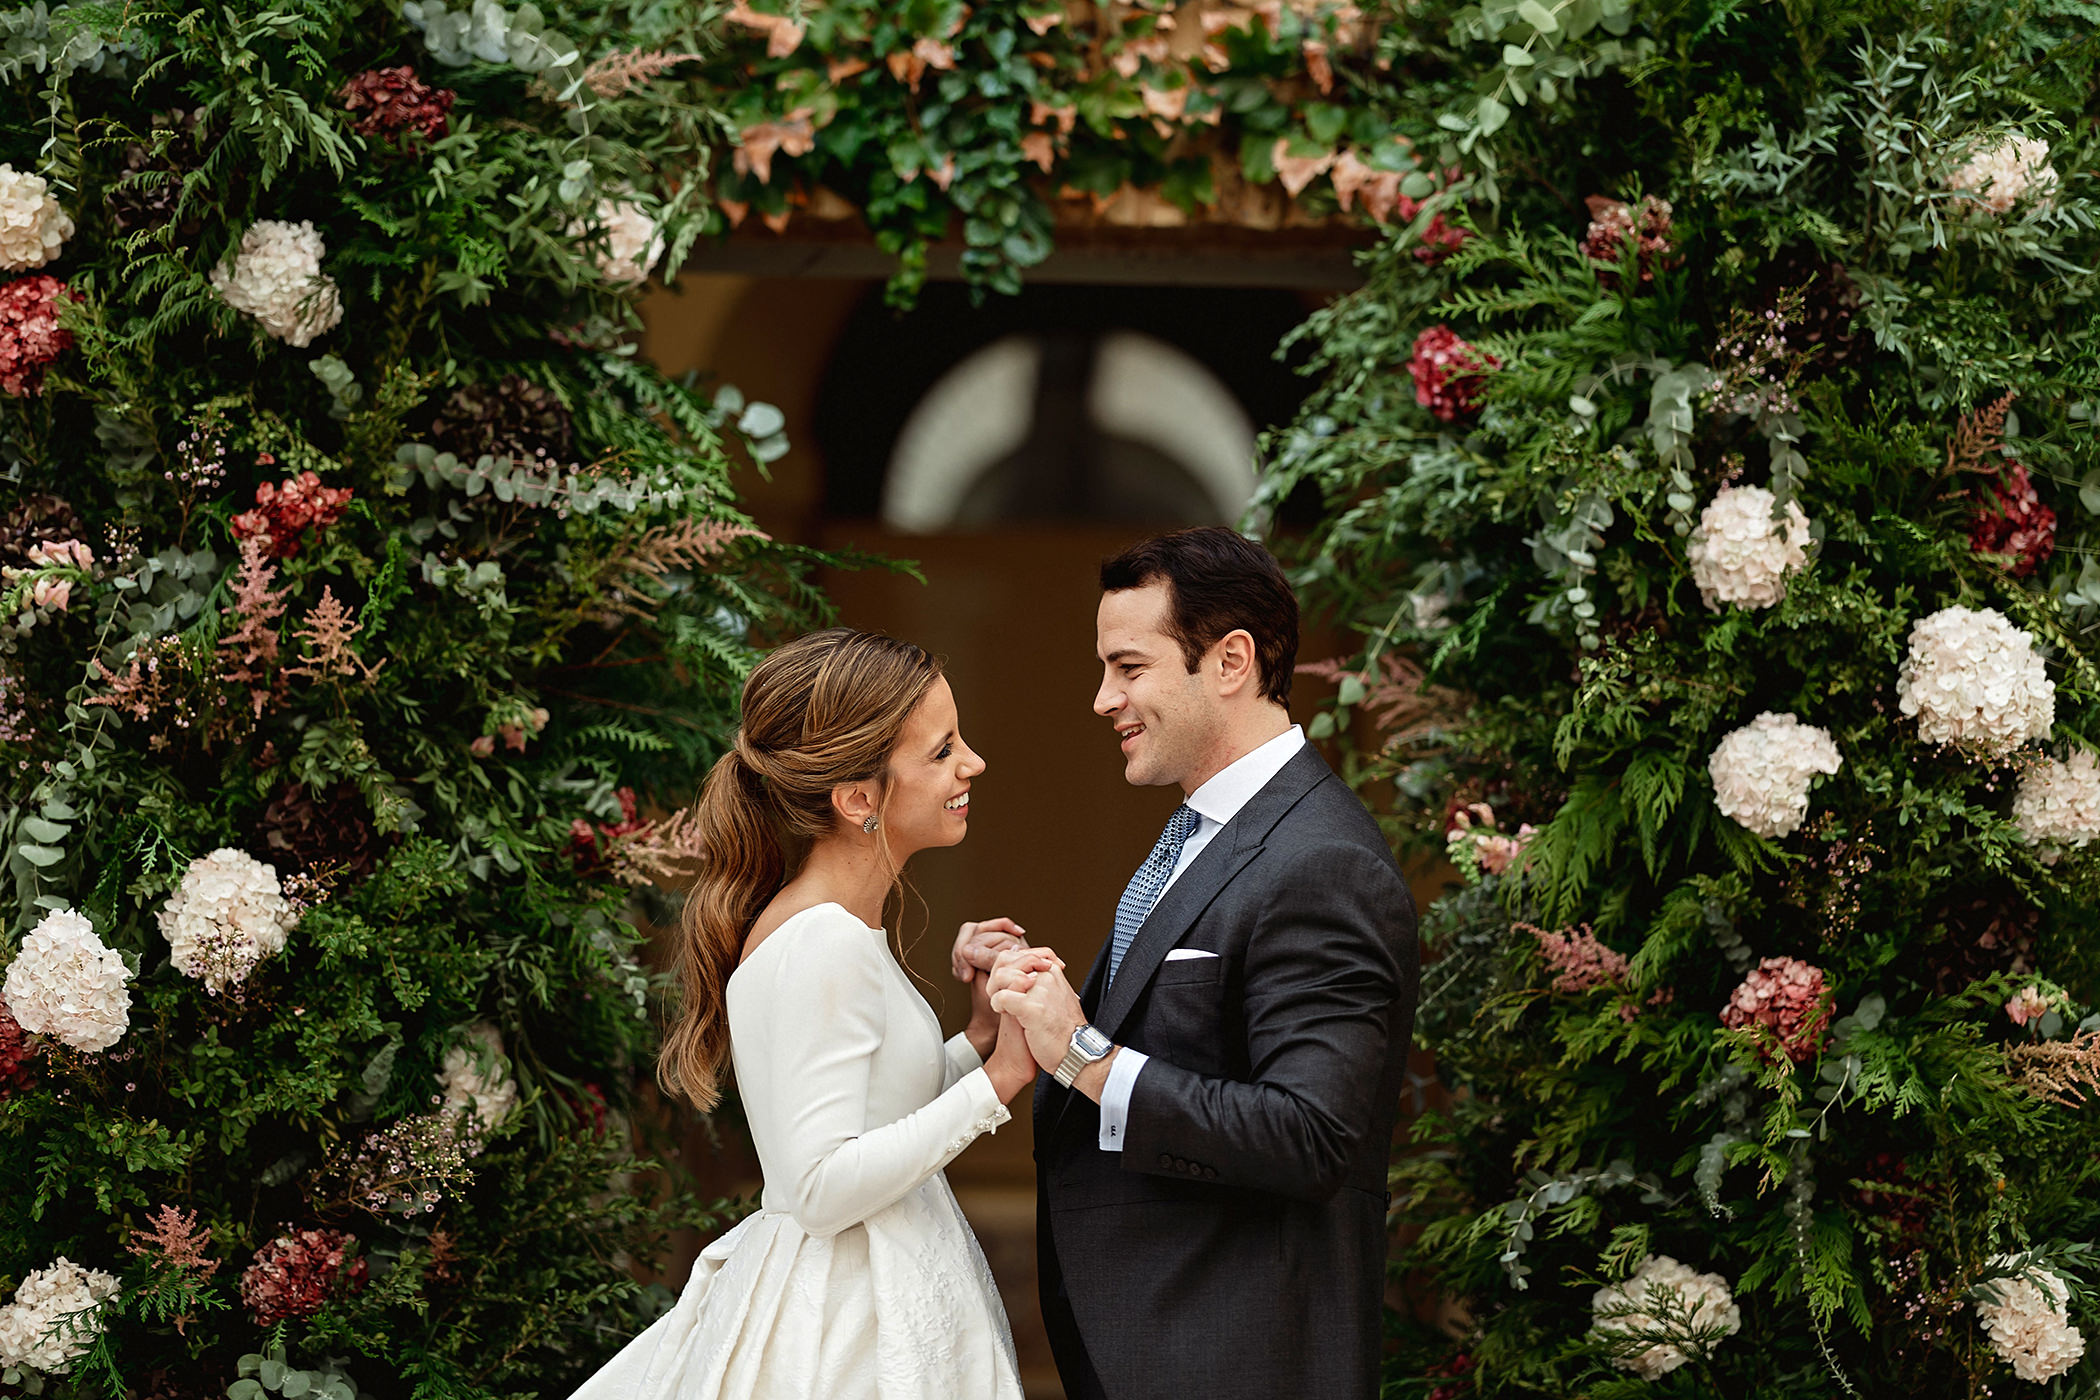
[985,1007,1040,1104]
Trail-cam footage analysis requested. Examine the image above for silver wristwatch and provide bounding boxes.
[1053,1022,1113,1089]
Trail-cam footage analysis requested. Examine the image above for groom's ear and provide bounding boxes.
[1211,628,1259,697]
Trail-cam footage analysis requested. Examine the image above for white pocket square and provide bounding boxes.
[1164,949,1219,961]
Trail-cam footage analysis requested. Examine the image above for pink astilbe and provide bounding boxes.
[1969,461,2056,578]
[285,587,384,684]
[127,1206,219,1276]
[0,274,73,396]
[1522,922,1629,994]
[215,538,289,728]
[238,1228,365,1325]
[84,637,186,722]
[1408,325,1499,422]
[1719,956,1833,1063]
[230,470,353,560]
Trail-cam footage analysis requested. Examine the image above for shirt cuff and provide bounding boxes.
[1095,1048,1150,1152]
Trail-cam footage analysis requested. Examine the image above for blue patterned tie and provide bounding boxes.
[1107,804,1202,986]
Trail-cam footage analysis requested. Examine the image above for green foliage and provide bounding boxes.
[1269,0,2100,1392]
[692,0,1406,304]
[0,4,816,1397]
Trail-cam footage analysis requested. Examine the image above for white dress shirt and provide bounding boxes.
[1097,724,1307,1150]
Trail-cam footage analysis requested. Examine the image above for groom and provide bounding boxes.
[962,526,1419,1400]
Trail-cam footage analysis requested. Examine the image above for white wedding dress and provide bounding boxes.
[570,902,1023,1400]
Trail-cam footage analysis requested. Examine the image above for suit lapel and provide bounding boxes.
[1089,744,1331,1042]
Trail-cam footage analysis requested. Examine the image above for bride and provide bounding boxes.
[570,628,1044,1400]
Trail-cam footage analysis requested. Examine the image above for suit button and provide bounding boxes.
[1158,1154,1173,1168]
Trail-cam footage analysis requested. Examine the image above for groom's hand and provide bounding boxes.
[989,951,1087,1076]
[950,917,1028,982]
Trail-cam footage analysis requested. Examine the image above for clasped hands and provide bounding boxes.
[951,919,1099,1102]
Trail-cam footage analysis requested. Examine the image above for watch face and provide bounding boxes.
[1073,1024,1112,1058]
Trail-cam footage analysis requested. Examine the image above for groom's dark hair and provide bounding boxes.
[1101,527,1299,707]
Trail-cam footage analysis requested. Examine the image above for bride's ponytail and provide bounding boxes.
[657,628,941,1110]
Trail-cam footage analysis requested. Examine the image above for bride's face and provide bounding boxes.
[880,676,984,856]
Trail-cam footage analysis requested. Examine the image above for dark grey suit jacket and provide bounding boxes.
[1035,743,1419,1400]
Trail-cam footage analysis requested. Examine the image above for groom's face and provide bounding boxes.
[1094,582,1219,792]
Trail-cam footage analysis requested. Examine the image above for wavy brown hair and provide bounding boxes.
[658,628,942,1109]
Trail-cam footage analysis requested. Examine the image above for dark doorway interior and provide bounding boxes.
[812,282,1321,524]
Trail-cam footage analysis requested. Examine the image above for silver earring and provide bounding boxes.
[862,816,879,834]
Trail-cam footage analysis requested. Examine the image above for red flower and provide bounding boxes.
[1393,194,1469,264]
[571,787,650,874]
[339,67,456,144]
[1582,195,1677,284]
[239,1229,367,1325]
[1426,1350,1475,1400]
[1407,325,1499,422]
[1969,460,2056,578]
[0,275,74,397]
[230,470,353,559]
[0,1000,32,1100]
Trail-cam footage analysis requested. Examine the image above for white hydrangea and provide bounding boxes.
[1977,1257,2088,1384]
[437,1021,519,1130]
[0,164,75,271]
[571,196,663,285]
[1,908,131,1053]
[1686,484,1812,611]
[2011,750,2100,860]
[1896,605,2055,757]
[1709,712,1843,838]
[209,220,344,347]
[1948,134,2059,215]
[1591,1254,1743,1380]
[157,848,295,995]
[0,1258,120,1374]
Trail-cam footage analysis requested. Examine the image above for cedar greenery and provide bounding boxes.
[1262,0,2100,1393]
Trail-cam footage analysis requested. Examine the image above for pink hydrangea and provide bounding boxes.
[238,1228,366,1325]
[1969,461,2056,578]
[1525,922,1628,994]
[1408,325,1498,422]
[1719,956,1832,1062]
[0,275,72,397]
[1582,195,1676,283]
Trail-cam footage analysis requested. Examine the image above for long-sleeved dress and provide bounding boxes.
[568,902,1023,1400]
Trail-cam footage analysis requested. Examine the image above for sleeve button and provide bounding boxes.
[1172,1157,1188,1172]
[1158,1153,1173,1168]
[1203,1167,1218,1180]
